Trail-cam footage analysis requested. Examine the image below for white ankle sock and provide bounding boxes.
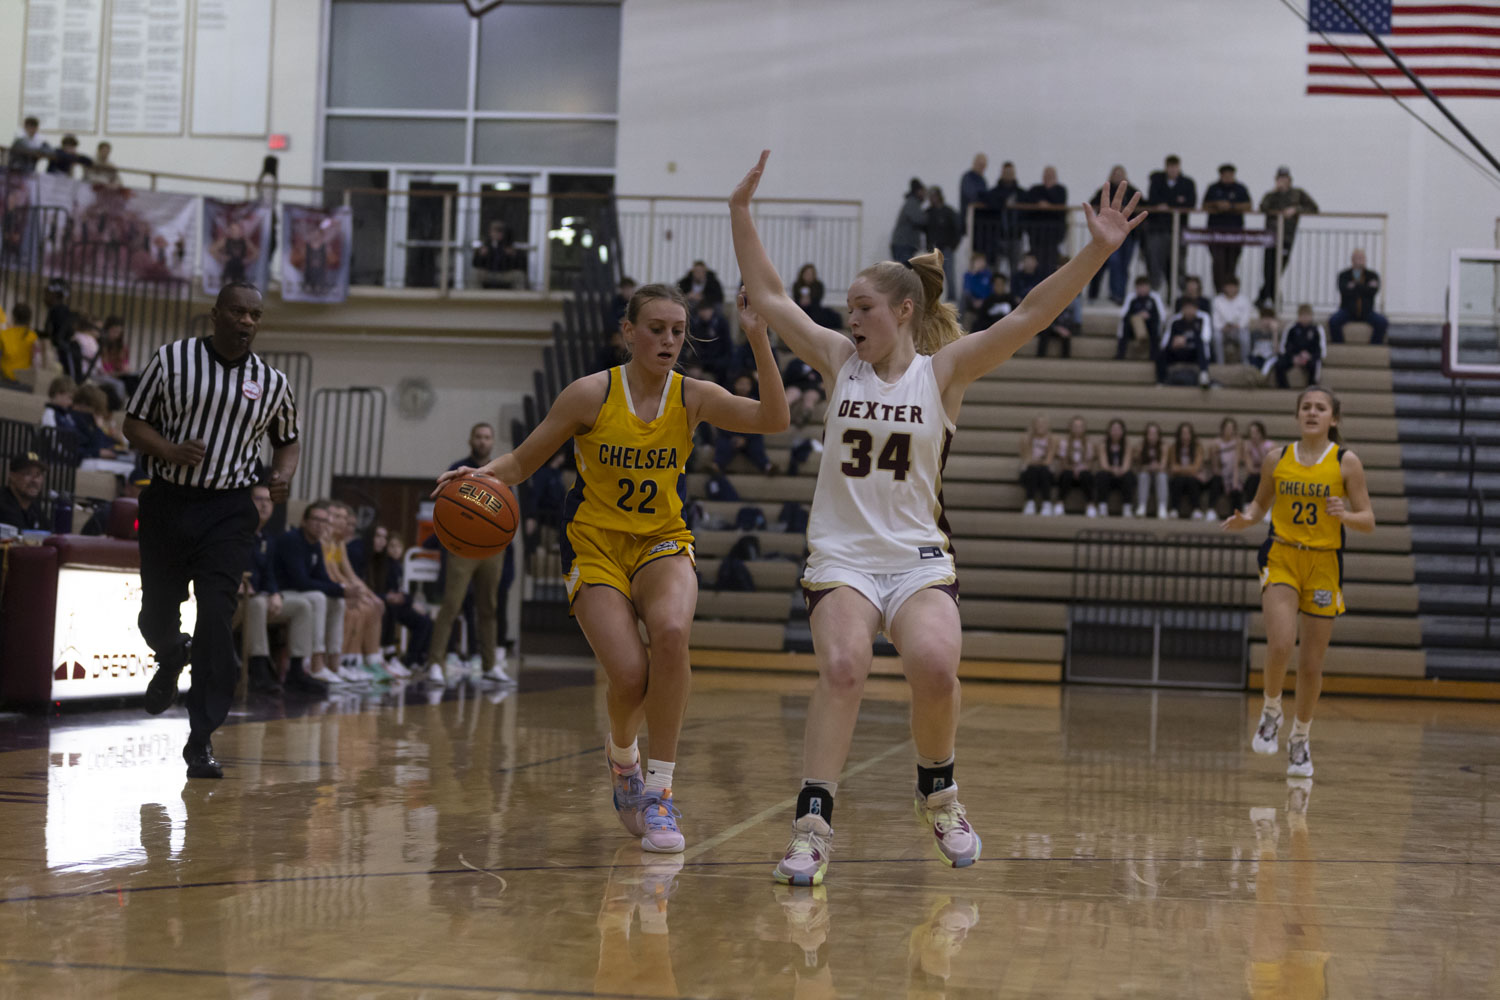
[608,738,639,769]
[1262,694,1283,717]
[1290,718,1311,739]
[644,758,675,793]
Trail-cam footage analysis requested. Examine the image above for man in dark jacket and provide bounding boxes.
[984,161,1024,275]
[1021,166,1068,276]
[1143,155,1196,292]
[925,186,962,300]
[1256,167,1320,308]
[958,153,988,247]
[1265,304,1328,387]
[241,482,323,695]
[0,451,47,532]
[1202,163,1254,293]
[677,261,725,310]
[1089,166,1143,304]
[274,500,346,687]
[1328,248,1387,344]
[1156,300,1212,387]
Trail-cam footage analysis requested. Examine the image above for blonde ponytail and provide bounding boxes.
[858,249,964,356]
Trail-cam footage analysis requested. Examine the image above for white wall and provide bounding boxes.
[616,0,1500,318]
[0,0,322,193]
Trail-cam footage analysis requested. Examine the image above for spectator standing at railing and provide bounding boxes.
[678,260,726,310]
[472,220,527,290]
[958,153,989,251]
[1211,277,1254,364]
[1202,164,1253,294]
[690,298,733,384]
[0,451,46,531]
[1328,248,1387,344]
[1143,155,1196,292]
[924,187,961,300]
[1021,166,1068,275]
[890,178,927,263]
[42,279,83,381]
[84,142,119,186]
[45,135,93,177]
[9,117,49,170]
[1089,166,1142,305]
[985,161,1024,276]
[1255,167,1319,309]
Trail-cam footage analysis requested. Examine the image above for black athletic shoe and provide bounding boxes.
[183,741,223,779]
[144,637,191,715]
[284,663,328,697]
[248,656,284,695]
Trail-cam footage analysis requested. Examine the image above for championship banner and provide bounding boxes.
[35,173,197,283]
[1182,228,1277,248]
[202,198,272,295]
[281,204,351,304]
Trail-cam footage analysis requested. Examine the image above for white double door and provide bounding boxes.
[387,172,539,290]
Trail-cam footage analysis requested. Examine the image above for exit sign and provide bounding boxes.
[268,134,289,151]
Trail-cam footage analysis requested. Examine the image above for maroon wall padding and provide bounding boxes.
[0,544,60,706]
[108,498,140,541]
[45,535,140,571]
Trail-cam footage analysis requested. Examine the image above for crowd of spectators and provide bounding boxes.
[9,117,119,184]
[1018,414,1277,520]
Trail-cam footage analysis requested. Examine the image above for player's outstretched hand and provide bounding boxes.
[1221,509,1257,532]
[730,150,770,210]
[432,465,475,498]
[737,286,768,341]
[1083,181,1146,252]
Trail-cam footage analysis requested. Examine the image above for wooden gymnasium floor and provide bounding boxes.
[2,667,1500,999]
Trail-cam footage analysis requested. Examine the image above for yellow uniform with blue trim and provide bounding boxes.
[1258,441,1346,617]
[561,367,696,606]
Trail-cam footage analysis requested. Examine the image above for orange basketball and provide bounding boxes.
[432,473,518,559]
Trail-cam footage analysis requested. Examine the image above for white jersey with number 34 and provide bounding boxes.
[805,352,956,574]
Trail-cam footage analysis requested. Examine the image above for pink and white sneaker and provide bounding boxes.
[773,813,833,886]
[608,754,646,837]
[639,789,685,853]
[914,785,981,868]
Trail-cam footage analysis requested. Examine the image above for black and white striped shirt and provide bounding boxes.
[127,337,300,490]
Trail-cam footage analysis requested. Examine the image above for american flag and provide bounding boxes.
[1308,0,1500,97]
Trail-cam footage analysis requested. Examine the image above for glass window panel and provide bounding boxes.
[476,5,620,113]
[326,117,466,164]
[328,2,471,110]
[321,169,389,287]
[474,120,616,167]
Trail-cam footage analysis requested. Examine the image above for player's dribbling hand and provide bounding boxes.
[171,438,207,466]
[1082,180,1146,252]
[737,286,768,341]
[730,150,770,210]
[432,465,474,498]
[1325,496,1347,521]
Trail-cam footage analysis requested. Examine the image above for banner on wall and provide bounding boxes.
[201,199,271,296]
[281,205,352,304]
[35,174,197,283]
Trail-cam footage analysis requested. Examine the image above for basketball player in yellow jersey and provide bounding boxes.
[436,284,787,853]
[1223,387,1374,778]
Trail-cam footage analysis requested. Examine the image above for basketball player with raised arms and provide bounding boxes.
[436,286,787,853]
[730,150,1145,884]
[1223,386,1374,778]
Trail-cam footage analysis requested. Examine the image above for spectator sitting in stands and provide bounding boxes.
[1037,277,1082,359]
[959,253,992,328]
[274,501,348,688]
[40,375,78,434]
[1265,303,1327,388]
[42,280,81,380]
[379,533,433,675]
[792,263,841,330]
[240,482,321,695]
[1203,416,1244,523]
[1329,248,1387,344]
[92,316,132,407]
[974,271,1017,329]
[610,277,636,331]
[1241,420,1276,504]
[0,451,46,531]
[1167,422,1206,518]
[324,500,390,682]
[1055,416,1097,517]
[1011,251,1041,299]
[472,220,527,289]
[72,315,100,375]
[1093,418,1135,516]
[1019,415,1057,516]
[1210,277,1253,364]
[890,177,927,263]
[690,298,733,383]
[924,186,961,297]
[1174,275,1213,316]
[712,373,778,476]
[1134,421,1169,519]
[782,354,824,428]
[1157,299,1212,387]
[84,141,119,186]
[0,303,40,383]
[1247,305,1281,369]
[592,328,630,374]
[678,259,725,310]
[71,383,125,458]
[1117,275,1166,360]
[521,449,570,549]
[45,134,92,177]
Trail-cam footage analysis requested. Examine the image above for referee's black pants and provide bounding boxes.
[137,481,257,745]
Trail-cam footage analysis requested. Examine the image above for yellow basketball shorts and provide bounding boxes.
[560,520,696,608]
[1258,538,1345,618]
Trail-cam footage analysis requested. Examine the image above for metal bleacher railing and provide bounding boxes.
[1066,529,1253,690]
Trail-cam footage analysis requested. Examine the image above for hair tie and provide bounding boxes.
[901,259,914,270]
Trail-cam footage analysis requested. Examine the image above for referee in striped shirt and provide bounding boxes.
[124,281,300,779]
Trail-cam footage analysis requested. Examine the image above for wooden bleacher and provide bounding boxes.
[687,308,1427,682]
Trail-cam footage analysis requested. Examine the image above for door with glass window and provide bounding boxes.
[389,173,469,289]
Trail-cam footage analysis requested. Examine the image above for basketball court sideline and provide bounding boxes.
[2,669,1498,998]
